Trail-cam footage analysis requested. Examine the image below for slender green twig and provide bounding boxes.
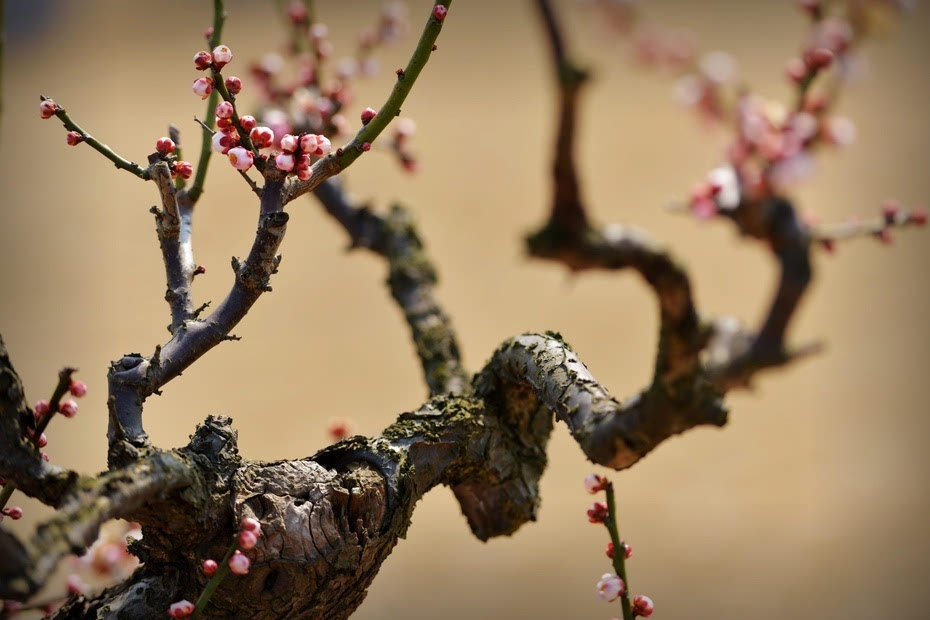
[46,99,147,179]
[283,1,452,204]
[30,368,76,449]
[191,538,238,619]
[605,483,634,620]
[187,0,227,204]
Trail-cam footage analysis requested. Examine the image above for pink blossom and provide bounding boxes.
[361,107,377,125]
[239,530,258,550]
[193,77,214,100]
[280,134,299,153]
[215,101,234,119]
[167,600,195,618]
[228,551,250,575]
[823,116,856,147]
[584,473,607,494]
[587,501,609,524]
[34,400,50,418]
[804,47,834,71]
[37,433,48,448]
[596,573,625,602]
[173,161,193,180]
[328,418,354,440]
[212,131,235,154]
[202,559,218,576]
[632,594,655,617]
[249,127,274,149]
[228,147,254,171]
[60,399,79,418]
[275,153,296,172]
[212,45,233,69]
[4,506,23,520]
[156,138,175,155]
[66,131,84,146]
[225,76,242,95]
[193,51,212,71]
[39,99,59,119]
[239,115,257,131]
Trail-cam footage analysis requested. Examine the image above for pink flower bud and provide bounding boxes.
[785,58,807,84]
[241,516,261,532]
[193,51,213,71]
[212,45,233,69]
[596,573,625,602]
[877,228,894,245]
[622,541,633,559]
[360,107,377,125]
[299,134,318,153]
[280,134,299,153]
[39,99,59,119]
[216,117,233,131]
[328,418,354,440]
[60,399,79,418]
[215,101,234,119]
[584,473,607,494]
[167,600,195,618]
[66,574,86,595]
[66,131,84,146]
[239,530,258,550]
[225,76,242,95]
[249,127,274,149]
[213,131,234,154]
[204,26,214,40]
[632,594,655,617]
[173,161,193,180]
[239,115,257,131]
[156,137,176,155]
[68,379,87,398]
[361,142,371,152]
[193,77,214,100]
[228,147,254,171]
[587,501,609,524]
[202,559,218,576]
[5,506,23,520]
[313,136,331,157]
[37,433,48,448]
[34,400,50,418]
[41,452,50,462]
[804,47,834,71]
[911,207,928,226]
[288,1,309,23]
[823,116,856,148]
[433,5,448,21]
[882,199,901,222]
[296,167,312,181]
[309,23,329,40]
[228,552,250,575]
[606,541,614,559]
[275,153,296,172]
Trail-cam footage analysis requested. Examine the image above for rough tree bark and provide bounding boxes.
[0,1,922,618]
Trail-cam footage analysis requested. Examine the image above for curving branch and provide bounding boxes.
[107,170,289,456]
[312,179,468,396]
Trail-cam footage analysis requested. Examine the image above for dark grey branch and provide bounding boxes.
[313,179,468,396]
[107,170,289,456]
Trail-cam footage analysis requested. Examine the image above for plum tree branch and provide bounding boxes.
[312,179,468,396]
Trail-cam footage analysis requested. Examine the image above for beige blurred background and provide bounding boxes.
[2,1,929,618]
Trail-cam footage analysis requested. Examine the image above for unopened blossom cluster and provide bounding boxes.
[243,2,421,174]
[0,377,87,524]
[167,516,262,618]
[678,0,916,223]
[585,474,654,618]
